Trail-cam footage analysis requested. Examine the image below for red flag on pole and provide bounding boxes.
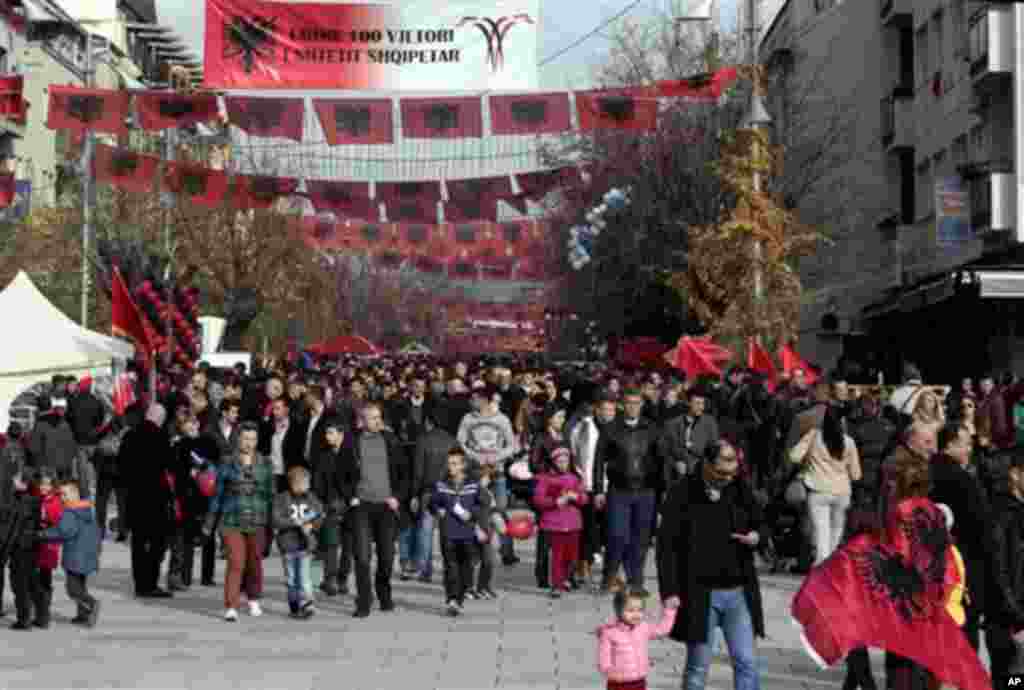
[111,267,152,360]
[665,337,732,379]
[747,338,778,392]
[780,343,819,385]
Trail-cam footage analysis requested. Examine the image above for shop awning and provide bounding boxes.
[862,273,957,320]
[975,270,1024,298]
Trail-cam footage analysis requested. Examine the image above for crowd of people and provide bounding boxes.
[0,356,1019,689]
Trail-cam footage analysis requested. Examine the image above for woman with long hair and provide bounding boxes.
[789,404,862,565]
[529,404,573,590]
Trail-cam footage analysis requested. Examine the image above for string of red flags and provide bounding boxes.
[45,66,740,141]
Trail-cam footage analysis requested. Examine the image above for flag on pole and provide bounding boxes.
[747,338,777,392]
[780,343,818,385]
[111,267,152,360]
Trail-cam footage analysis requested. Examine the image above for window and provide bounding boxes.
[932,11,944,85]
[933,149,947,178]
[917,160,933,218]
[916,27,929,86]
[952,134,968,168]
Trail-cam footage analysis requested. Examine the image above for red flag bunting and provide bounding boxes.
[164,162,229,207]
[445,175,513,222]
[665,336,732,379]
[575,88,658,132]
[46,85,129,136]
[111,266,153,359]
[231,174,299,209]
[226,96,304,142]
[401,97,483,139]
[792,497,990,690]
[0,75,24,121]
[657,66,740,99]
[489,92,572,135]
[93,143,160,194]
[377,181,441,223]
[780,343,819,385]
[305,180,376,220]
[314,98,393,145]
[747,338,777,392]
[134,91,219,131]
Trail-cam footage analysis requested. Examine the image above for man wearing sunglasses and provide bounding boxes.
[657,439,764,690]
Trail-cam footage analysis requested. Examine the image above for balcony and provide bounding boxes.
[880,0,911,27]
[961,158,1014,232]
[969,4,1013,88]
[880,86,914,152]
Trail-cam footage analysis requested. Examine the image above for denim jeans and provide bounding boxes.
[282,552,314,610]
[604,489,656,586]
[684,588,760,690]
[806,490,850,565]
[399,509,437,577]
[493,477,514,559]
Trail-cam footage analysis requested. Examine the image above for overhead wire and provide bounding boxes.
[538,0,646,66]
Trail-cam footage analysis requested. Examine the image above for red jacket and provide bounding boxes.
[35,490,64,570]
[533,471,588,533]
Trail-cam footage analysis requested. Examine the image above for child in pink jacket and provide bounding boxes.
[532,445,588,597]
[597,589,680,690]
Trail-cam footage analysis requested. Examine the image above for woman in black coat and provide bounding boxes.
[657,440,765,690]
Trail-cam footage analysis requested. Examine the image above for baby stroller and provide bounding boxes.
[761,468,815,574]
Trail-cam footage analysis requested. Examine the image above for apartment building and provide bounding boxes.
[762,0,1024,382]
[0,0,199,207]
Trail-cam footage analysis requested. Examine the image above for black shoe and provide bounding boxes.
[32,618,50,629]
[502,555,520,566]
[536,580,549,590]
[0,608,7,618]
[201,579,217,587]
[320,582,339,597]
[115,533,128,543]
[417,572,432,583]
[337,582,350,596]
[379,600,395,612]
[446,599,460,617]
[138,588,173,599]
[70,615,89,625]
[86,601,101,628]
[549,588,562,599]
[353,608,370,618]
[10,620,31,630]
[168,582,187,592]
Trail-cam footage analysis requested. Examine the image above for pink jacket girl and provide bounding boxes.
[597,590,680,687]
[533,468,588,532]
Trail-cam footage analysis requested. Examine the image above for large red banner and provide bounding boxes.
[203,0,540,90]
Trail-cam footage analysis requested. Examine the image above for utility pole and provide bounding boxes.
[747,0,763,307]
[80,33,95,328]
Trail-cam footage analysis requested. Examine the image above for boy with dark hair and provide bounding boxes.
[41,480,101,627]
[429,446,483,617]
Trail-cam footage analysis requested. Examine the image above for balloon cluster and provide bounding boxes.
[567,187,631,270]
[134,280,202,368]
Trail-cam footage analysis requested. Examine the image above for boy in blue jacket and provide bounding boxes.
[428,446,483,617]
[42,480,100,628]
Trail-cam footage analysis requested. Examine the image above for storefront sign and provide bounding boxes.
[203,0,539,90]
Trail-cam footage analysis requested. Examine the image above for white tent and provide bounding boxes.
[0,271,134,430]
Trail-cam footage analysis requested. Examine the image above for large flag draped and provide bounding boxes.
[747,338,778,392]
[792,498,990,690]
[665,336,732,379]
[111,267,152,360]
[780,343,819,384]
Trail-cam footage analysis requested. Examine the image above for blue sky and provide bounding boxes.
[154,0,742,90]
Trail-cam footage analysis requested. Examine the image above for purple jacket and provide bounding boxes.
[533,471,588,533]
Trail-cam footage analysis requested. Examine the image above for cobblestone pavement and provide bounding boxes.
[0,537,890,690]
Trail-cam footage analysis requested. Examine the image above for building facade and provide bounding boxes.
[762,0,1024,383]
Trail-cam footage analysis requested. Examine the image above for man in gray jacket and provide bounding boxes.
[403,408,456,582]
[659,388,720,485]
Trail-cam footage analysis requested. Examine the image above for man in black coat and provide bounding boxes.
[658,387,720,488]
[658,440,764,690]
[349,402,411,618]
[406,408,455,581]
[313,417,360,596]
[27,395,78,480]
[594,389,662,592]
[930,422,993,652]
[987,455,1024,689]
[119,403,176,598]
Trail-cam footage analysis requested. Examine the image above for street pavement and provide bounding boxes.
[0,536,885,690]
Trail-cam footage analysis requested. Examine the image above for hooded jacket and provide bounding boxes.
[42,501,99,576]
[596,605,678,682]
[27,413,78,478]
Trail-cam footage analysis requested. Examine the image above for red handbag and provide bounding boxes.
[506,513,535,541]
[197,469,217,498]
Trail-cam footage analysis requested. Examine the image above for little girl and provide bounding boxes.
[597,589,680,690]
[532,443,587,597]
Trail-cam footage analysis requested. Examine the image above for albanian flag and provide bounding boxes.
[314,98,393,145]
[46,86,130,136]
[93,143,159,194]
[575,89,658,132]
[306,180,376,220]
[164,162,229,207]
[134,91,219,131]
[401,97,483,139]
[792,498,990,690]
[232,174,299,209]
[489,93,572,136]
[226,96,305,142]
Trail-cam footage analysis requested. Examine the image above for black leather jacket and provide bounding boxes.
[989,492,1024,629]
[597,417,662,493]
